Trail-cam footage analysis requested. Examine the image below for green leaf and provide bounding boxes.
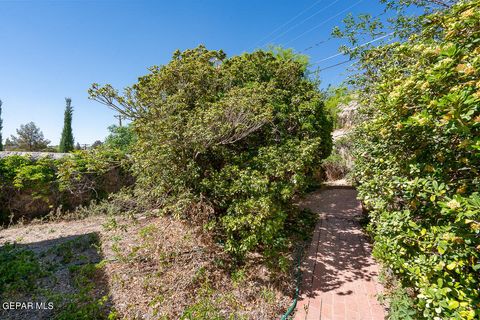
[437,241,448,255]
[448,300,459,310]
[437,278,443,288]
[446,262,456,270]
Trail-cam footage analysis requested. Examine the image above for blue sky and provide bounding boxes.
[0,0,384,145]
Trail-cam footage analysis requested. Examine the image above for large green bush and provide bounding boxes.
[0,149,130,222]
[104,124,137,153]
[352,1,480,318]
[89,46,332,257]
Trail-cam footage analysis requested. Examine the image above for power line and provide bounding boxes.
[284,0,364,46]
[298,11,388,54]
[316,59,354,71]
[262,0,342,47]
[300,36,333,53]
[252,0,325,49]
[311,32,395,65]
[314,51,343,64]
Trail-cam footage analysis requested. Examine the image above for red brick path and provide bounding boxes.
[294,188,385,320]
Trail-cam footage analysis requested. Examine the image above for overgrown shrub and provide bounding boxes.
[321,152,349,181]
[0,148,131,223]
[89,46,332,257]
[352,1,480,319]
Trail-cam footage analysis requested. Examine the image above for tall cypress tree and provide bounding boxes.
[59,98,74,153]
[0,99,3,151]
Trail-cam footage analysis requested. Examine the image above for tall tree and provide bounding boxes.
[59,98,74,152]
[9,122,50,151]
[0,99,3,151]
[4,138,14,150]
[91,140,103,148]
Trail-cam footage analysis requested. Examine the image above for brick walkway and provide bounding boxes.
[294,188,385,320]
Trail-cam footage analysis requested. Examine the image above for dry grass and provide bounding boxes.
[0,213,296,319]
[100,214,293,319]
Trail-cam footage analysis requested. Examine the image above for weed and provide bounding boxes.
[102,216,118,231]
[260,287,276,304]
[387,287,418,320]
[192,266,207,284]
[180,280,249,320]
[53,263,111,320]
[180,282,222,320]
[139,224,157,239]
[48,234,98,264]
[230,268,246,286]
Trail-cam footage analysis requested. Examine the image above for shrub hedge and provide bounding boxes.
[353,1,480,319]
[0,148,130,223]
[89,47,333,258]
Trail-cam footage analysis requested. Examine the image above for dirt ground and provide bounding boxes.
[0,216,105,249]
[0,214,295,319]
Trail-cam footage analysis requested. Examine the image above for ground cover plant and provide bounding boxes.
[89,46,333,259]
[347,1,480,318]
[0,243,43,297]
[0,229,112,320]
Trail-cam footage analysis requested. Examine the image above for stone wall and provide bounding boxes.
[0,151,72,160]
[0,153,132,224]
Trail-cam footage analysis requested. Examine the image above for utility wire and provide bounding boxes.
[316,59,355,71]
[314,51,344,64]
[252,0,324,49]
[300,36,333,53]
[311,32,394,65]
[284,0,364,46]
[262,0,342,47]
[299,10,388,53]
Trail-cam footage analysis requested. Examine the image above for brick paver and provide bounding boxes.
[294,188,385,320]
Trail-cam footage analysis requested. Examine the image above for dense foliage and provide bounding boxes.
[0,148,130,223]
[59,98,75,153]
[89,46,332,257]
[104,124,136,153]
[323,86,354,129]
[351,1,480,318]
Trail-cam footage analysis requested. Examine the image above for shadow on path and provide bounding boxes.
[294,188,385,320]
